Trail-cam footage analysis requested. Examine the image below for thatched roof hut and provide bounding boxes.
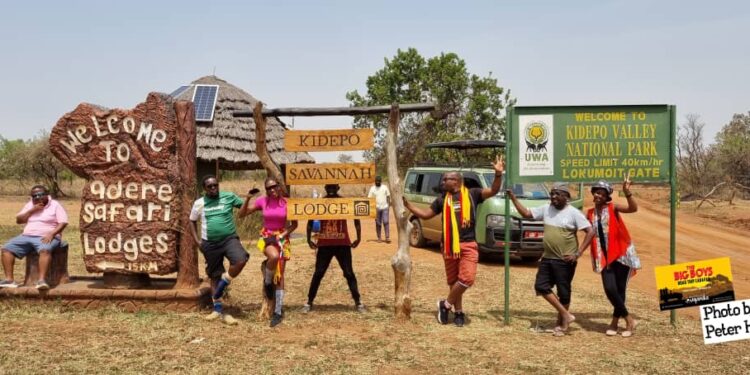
[171,75,314,172]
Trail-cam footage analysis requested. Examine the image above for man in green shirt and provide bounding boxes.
[189,175,251,325]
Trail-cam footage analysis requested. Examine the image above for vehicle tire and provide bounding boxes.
[409,219,427,248]
[521,256,540,263]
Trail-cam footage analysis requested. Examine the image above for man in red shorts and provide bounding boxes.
[403,156,504,326]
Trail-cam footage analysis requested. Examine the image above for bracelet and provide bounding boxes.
[495,172,504,177]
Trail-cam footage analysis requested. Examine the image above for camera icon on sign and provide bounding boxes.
[353,201,370,216]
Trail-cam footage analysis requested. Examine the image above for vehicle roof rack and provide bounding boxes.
[425,140,506,150]
[413,162,496,169]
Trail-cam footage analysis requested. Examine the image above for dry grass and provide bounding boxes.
[1,187,749,374]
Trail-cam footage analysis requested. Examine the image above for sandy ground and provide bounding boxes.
[351,191,750,321]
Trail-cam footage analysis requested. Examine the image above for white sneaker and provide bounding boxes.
[222,314,239,325]
[0,280,19,288]
[204,311,222,321]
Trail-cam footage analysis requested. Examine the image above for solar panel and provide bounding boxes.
[192,85,219,122]
[169,85,191,98]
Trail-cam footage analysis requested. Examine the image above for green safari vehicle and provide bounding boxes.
[403,140,583,260]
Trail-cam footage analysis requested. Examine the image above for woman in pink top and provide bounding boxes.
[239,177,297,327]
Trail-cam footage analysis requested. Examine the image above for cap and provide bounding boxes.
[551,182,571,196]
[590,180,613,202]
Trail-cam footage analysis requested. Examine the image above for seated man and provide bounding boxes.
[1,185,68,290]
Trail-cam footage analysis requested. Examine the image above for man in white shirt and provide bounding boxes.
[367,176,391,243]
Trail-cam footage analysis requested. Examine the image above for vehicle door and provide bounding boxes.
[417,172,445,241]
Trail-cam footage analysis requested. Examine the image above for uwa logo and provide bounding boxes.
[524,121,550,162]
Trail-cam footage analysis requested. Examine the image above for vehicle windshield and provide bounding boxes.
[482,174,549,199]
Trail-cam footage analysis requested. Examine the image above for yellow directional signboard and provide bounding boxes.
[286,162,375,185]
[284,129,374,152]
[287,197,376,220]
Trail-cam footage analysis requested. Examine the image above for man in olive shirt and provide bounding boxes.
[508,182,594,335]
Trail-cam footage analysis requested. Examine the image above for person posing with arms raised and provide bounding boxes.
[588,176,640,337]
[508,182,595,336]
[302,184,365,313]
[239,177,298,327]
[189,176,249,325]
[368,176,391,243]
[403,156,505,327]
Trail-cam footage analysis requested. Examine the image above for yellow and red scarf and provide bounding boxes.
[257,228,292,283]
[442,185,472,259]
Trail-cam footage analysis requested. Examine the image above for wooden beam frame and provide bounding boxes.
[233,103,435,118]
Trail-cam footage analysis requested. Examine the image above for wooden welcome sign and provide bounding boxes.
[286,198,376,220]
[49,93,189,275]
[286,162,376,185]
[284,129,374,151]
[284,128,375,219]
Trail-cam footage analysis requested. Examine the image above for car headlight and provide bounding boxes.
[487,215,505,228]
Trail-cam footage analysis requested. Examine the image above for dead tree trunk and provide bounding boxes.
[253,102,284,319]
[386,104,413,319]
[174,101,200,289]
[697,182,726,209]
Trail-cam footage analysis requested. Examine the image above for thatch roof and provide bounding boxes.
[172,75,314,170]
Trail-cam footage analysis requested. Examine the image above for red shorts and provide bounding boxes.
[444,241,479,287]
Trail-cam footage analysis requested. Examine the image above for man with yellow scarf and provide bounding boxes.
[404,156,505,327]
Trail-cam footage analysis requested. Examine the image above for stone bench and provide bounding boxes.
[23,242,70,288]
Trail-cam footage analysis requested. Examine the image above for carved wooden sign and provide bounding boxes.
[49,93,183,275]
[285,162,376,185]
[286,198,376,220]
[284,129,374,151]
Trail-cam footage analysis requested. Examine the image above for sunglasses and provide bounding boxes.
[265,184,279,191]
[31,192,48,199]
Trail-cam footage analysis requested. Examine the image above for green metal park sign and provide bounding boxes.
[508,105,675,183]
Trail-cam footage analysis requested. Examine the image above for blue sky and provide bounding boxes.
[1,1,748,162]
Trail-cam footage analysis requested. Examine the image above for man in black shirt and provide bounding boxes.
[403,156,504,326]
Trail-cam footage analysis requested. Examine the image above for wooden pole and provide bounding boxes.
[234,103,435,118]
[386,103,413,319]
[174,101,200,289]
[253,102,289,196]
[253,101,288,319]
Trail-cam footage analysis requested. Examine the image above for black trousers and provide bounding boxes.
[307,245,361,305]
[601,261,631,317]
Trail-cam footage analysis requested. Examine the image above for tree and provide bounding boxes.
[337,153,354,163]
[346,48,515,172]
[714,112,750,191]
[0,133,71,197]
[676,114,719,197]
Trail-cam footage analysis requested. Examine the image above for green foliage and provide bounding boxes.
[346,48,515,172]
[337,154,354,163]
[714,112,750,188]
[0,132,72,197]
[676,114,721,196]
